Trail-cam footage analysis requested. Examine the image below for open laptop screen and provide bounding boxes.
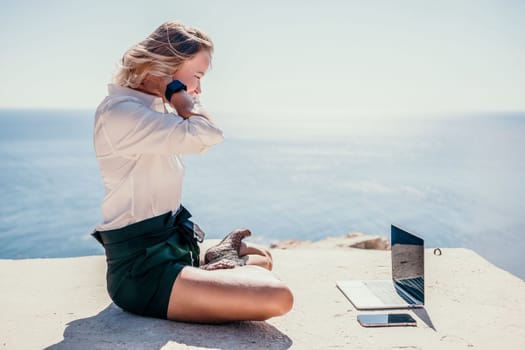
[391,225,425,304]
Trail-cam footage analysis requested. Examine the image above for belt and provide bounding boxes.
[92,206,194,260]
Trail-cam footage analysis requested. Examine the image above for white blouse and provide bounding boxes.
[93,84,224,231]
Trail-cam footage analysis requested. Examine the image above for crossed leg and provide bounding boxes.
[166,265,293,323]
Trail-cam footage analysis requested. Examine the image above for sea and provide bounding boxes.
[1,109,524,280]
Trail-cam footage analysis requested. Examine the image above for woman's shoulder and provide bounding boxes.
[96,93,146,118]
[96,83,156,115]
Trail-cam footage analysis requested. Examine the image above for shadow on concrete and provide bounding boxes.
[413,307,436,331]
[45,303,293,350]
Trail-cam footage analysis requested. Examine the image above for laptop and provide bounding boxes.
[336,225,425,310]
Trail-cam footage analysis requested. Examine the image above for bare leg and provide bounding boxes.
[167,265,293,323]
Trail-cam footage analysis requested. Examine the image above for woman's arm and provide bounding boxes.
[170,90,212,121]
[96,97,223,156]
[168,89,196,119]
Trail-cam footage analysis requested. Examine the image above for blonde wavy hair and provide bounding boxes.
[113,21,213,88]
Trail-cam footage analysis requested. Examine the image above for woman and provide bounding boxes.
[92,20,293,323]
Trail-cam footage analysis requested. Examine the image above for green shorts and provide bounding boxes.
[92,206,201,319]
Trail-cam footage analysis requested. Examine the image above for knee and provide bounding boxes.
[277,285,294,315]
[264,284,294,319]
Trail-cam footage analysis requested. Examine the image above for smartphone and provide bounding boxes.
[357,313,417,327]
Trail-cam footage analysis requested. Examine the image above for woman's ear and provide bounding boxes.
[138,74,168,97]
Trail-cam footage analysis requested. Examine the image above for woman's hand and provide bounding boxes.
[163,78,211,120]
[169,89,195,119]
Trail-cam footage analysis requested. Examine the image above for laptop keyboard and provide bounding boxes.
[365,281,414,305]
[364,281,413,305]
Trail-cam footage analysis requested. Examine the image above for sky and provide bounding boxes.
[0,0,524,118]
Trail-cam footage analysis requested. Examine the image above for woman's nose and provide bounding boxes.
[195,81,202,95]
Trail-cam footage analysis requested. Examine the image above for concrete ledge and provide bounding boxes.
[1,241,524,349]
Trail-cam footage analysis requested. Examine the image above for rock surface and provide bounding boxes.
[1,237,524,350]
[270,232,390,250]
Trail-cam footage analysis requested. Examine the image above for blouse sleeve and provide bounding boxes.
[96,98,224,155]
